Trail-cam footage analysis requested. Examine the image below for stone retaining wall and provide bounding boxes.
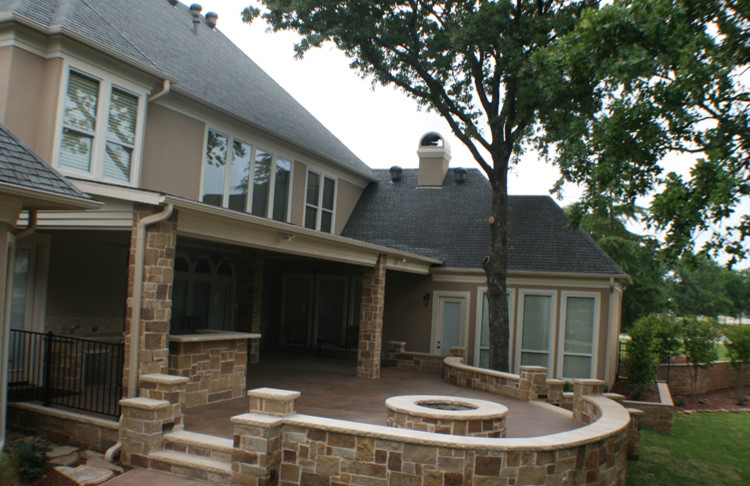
[230,388,631,486]
[442,356,565,405]
[659,361,750,396]
[7,402,119,452]
[385,342,445,373]
[622,382,675,435]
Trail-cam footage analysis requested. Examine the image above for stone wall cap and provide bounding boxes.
[140,374,190,385]
[283,396,630,451]
[8,402,118,430]
[444,357,519,382]
[119,397,170,409]
[247,387,301,400]
[231,413,285,427]
[168,331,261,343]
[573,379,606,385]
[520,366,548,371]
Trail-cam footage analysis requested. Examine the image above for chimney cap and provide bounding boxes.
[189,4,202,17]
[389,166,403,182]
[205,12,218,28]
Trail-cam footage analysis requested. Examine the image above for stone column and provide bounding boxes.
[119,397,173,467]
[123,206,178,395]
[357,255,386,379]
[519,366,548,401]
[573,379,606,423]
[236,252,263,364]
[138,373,189,430]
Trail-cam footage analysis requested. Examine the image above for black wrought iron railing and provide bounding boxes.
[7,330,124,418]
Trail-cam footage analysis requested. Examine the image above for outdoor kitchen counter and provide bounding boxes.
[167,331,261,408]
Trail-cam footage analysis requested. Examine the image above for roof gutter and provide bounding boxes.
[148,79,171,102]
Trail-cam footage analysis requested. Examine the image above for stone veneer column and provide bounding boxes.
[236,252,263,364]
[519,366,548,401]
[357,255,386,379]
[123,206,178,395]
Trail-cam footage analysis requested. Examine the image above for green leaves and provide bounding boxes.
[544,0,750,263]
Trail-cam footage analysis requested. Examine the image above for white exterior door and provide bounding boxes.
[432,293,469,356]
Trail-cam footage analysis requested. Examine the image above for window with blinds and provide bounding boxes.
[57,69,142,184]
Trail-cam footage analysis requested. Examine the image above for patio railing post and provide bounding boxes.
[42,330,54,407]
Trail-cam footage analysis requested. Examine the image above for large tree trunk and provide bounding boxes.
[484,154,510,372]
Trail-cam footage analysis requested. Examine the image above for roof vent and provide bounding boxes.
[167,0,178,6]
[454,167,467,184]
[205,12,218,29]
[390,166,403,182]
[189,4,203,17]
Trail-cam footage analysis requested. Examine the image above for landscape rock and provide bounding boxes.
[55,465,115,486]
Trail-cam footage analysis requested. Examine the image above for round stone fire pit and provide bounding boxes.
[385,395,508,437]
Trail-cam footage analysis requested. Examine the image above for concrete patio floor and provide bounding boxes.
[183,352,580,438]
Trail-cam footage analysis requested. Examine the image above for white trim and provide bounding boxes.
[473,287,516,369]
[556,291,600,380]
[515,289,558,375]
[430,291,471,355]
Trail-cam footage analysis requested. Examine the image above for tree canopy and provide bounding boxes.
[543,0,750,265]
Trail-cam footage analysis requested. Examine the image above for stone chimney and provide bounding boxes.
[417,132,451,187]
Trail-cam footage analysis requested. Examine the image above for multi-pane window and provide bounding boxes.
[58,70,140,184]
[201,129,291,222]
[304,170,336,233]
[519,294,553,368]
[561,295,597,379]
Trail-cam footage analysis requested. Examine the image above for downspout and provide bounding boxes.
[148,79,171,102]
[106,202,173,463]
[14,209,37,240]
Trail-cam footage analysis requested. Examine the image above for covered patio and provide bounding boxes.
[182,352,580,439]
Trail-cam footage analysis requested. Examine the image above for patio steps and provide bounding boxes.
[148,431,233,484]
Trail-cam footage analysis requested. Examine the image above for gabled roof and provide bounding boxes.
[342,168,626,276]
[1,0,374,180]
[0,122,98,208]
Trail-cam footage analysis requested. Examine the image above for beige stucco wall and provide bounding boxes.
[45,230,129,333]
[140,104,204,199]
[290,160,307,226]
[0,46,63,162]
[382,271,433,352]
[334,178,364,235]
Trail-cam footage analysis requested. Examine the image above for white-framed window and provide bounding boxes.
[557,292,599,379]
[171,254,236,332]
[304,170,336,233]
[201,128,292,222]
[474,288,515,369]
[56,67,145,185]
[515,291,557,372]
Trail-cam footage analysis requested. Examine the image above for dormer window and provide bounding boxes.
[201,128,292,222]
[57,69,143,185]
[304,170,336,233]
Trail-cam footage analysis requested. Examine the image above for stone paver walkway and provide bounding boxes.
[183,352,580,438]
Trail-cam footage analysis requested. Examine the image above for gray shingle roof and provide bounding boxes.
[1,0,374,180]
[0,122,95,203]
[342,168,626,275]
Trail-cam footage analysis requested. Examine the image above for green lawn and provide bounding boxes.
[627,413,750,485]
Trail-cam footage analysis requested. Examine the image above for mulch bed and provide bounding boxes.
[611,380,750,413]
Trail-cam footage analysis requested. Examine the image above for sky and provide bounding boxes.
[179,1,748,268]
[178,0,581,203]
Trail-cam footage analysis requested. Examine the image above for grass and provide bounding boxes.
[627,413,750,485]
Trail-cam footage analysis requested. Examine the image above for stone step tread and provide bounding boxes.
[163,430,234,452]
[148,450,232,475]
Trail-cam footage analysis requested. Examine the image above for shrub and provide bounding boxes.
[681,316,719,402]
[723,325,750,406]
[625,315,659,400]
[0,451,20,486]
[8,436,49,481]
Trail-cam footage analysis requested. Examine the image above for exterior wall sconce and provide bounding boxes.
[423,292,430,307]
[280,233,295,242]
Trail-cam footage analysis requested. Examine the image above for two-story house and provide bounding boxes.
[0,0,628,416]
